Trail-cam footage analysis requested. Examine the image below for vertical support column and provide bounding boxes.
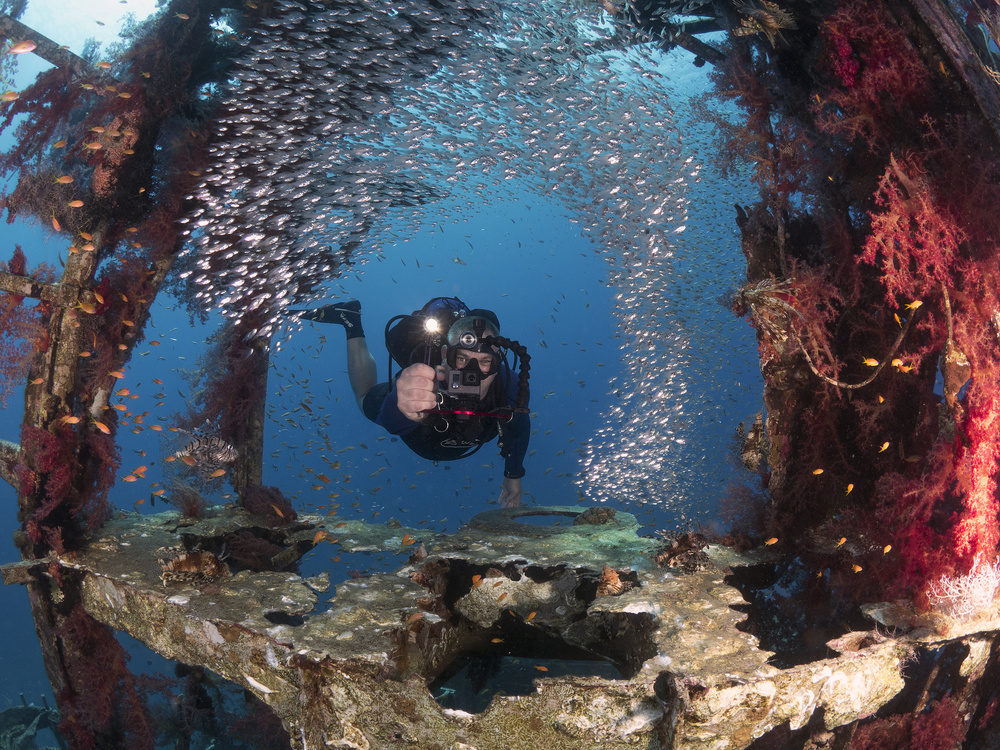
[233,335,270,500]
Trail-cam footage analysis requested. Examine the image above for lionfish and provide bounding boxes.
[596,566,634,597]
[732,0,797,47]
[174,421,239,479]
[157,546,229,586]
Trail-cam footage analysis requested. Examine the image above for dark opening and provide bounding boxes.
[725,559,869,668]
[263,610,305,627]
[428,617,622,713]
[513,512,577,526]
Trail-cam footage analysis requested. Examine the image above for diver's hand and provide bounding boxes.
[499,476,522,508]
[396,363,439,422]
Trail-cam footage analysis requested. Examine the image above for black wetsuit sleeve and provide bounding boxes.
[501,365,529,478]
[502,410,530,479]
[375,380,419,436]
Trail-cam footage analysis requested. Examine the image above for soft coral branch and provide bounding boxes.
[862,155,964,304]
[0,245,55,407]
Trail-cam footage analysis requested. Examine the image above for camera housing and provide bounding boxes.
[426,312,498,400]
[445,358,483,396]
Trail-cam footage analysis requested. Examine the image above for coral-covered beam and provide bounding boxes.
[0,438,18,489]
[905,0,1000,144]
[0,270,64,302]
[671,31,726,66]
[0,14,96,77]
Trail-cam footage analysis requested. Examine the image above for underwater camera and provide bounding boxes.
[384,296,531,417]
[444,351,487,396]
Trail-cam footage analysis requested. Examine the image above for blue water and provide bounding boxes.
[0,0,761,730]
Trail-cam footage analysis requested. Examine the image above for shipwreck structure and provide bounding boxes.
[3,0,1000,747]
[6,503,1000,749]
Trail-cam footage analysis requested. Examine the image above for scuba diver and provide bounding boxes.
[300,297,531,507]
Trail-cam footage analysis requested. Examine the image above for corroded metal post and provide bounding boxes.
[232,335,269,498]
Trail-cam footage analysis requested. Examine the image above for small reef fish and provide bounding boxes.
[7,40,38,54]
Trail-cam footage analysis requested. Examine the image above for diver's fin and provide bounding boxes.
[297,300,364,337]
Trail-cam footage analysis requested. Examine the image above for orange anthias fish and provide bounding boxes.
[7,40,38,54]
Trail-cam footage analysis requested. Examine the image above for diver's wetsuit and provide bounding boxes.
[361,361,529,478]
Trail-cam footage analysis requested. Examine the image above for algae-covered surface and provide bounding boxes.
[16,503,969,749]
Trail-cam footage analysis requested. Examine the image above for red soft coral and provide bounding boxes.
[0,246,53,406]
[861,155,964,305]
[243,484,297,527]
[56,604,154,749]
[816,0,932,149]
